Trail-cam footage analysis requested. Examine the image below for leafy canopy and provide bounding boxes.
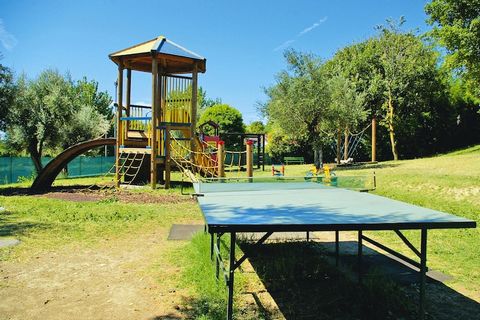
[198,103,245,148]
[0,63,15,131]
[4,69,112,173]
[426,0,480,97]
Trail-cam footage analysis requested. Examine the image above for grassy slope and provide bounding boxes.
[354,145,480,295]
[250,145,479,295]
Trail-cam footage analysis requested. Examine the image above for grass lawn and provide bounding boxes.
[0,145,478,319]
[245,146,480,297]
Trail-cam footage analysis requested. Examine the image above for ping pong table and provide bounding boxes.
[193,177,476,320]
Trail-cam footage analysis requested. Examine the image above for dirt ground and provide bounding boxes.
[0,189,276,320]
[39,189,191,204]
[0,227,190,320]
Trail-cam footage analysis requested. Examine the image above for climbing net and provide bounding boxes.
[86,151,147,190]
[170,136,219,180]
[224,149,247,173]
[169,136,249,182]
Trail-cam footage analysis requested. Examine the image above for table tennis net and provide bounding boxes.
[193,175,375,194]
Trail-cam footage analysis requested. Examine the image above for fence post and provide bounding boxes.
[218,140,225,178]
[246,140,253,178]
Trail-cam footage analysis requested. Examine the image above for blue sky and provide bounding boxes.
[1,0,431,123]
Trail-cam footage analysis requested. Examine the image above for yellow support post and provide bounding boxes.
[218,140,225,178]
[246,140,253,178]
[115,63,124,188]
[165,125,171,189]
[191,63,198,153]
[371,116,377,162]
[151,58,159,189]
[126,68,131,131]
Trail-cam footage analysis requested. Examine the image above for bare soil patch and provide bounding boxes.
[40,190,194,204]
[0,228,190,320]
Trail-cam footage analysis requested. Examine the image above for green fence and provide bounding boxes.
[0,156,115,185]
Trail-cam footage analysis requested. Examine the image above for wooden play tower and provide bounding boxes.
[109,36,206,189]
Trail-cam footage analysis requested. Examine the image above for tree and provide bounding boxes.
[374,18,441,160]
[74,77,113,118]
[263,50,331,168]
[246,121,265,133]
[5,70,112,173]
[425,0,480,98]
[62,78,112,150]
[0,62,16,130]
[325,40,385,161]
[197,87,222,121]
[6,70,75,173]
[198,103,245,148]
[326,74,367,163]
[325,24,450,160]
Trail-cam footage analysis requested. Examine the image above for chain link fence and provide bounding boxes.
[0,156,115,185]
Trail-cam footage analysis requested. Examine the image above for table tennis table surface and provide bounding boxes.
[194,180,476,233]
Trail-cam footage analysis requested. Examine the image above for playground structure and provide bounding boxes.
[109,36,208,189]
[271,164,285,176]
[30,36,254,191]
[221,132,266,170]
[31,138,116,191]
[110,36,254,188]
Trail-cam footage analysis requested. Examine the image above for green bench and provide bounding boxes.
[284,156,305,165]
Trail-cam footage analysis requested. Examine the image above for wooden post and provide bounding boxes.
[165,124,171,189]
[158,70,164,185]
[218,140,225,177]
[115,62,124,188]
[126,68,131,115]
[151,57,159,189]
[191,63,198,152]
[371,116,377,162]
[336,128,342,164]
[125,69,131,133]
[343,128,349,161]
[246,140,253,178]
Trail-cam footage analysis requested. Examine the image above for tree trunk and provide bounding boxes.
[313,144,323,170]
[371,116,377,162]
[336,128,341,164]
[387,93,399,161]
[28,141,43,174]
[343,127,349,161]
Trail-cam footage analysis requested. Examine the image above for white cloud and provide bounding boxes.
[273,16,328,52]
[298,17,328,36]
[0,19,18,51]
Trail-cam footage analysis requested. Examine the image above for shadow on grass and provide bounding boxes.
[0,184,107,196]
[0,214,49,237]
[239,240,480,320]
[149,315,183,320]
[0,180,194,197]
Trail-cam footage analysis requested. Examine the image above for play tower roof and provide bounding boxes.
[109,36,206,74]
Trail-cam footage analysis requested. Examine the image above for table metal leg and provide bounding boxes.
[216,233,221,279]
[335,230,339,267]
[358,230,363,284]
[419,229,427,320]
[227,232,236,320]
